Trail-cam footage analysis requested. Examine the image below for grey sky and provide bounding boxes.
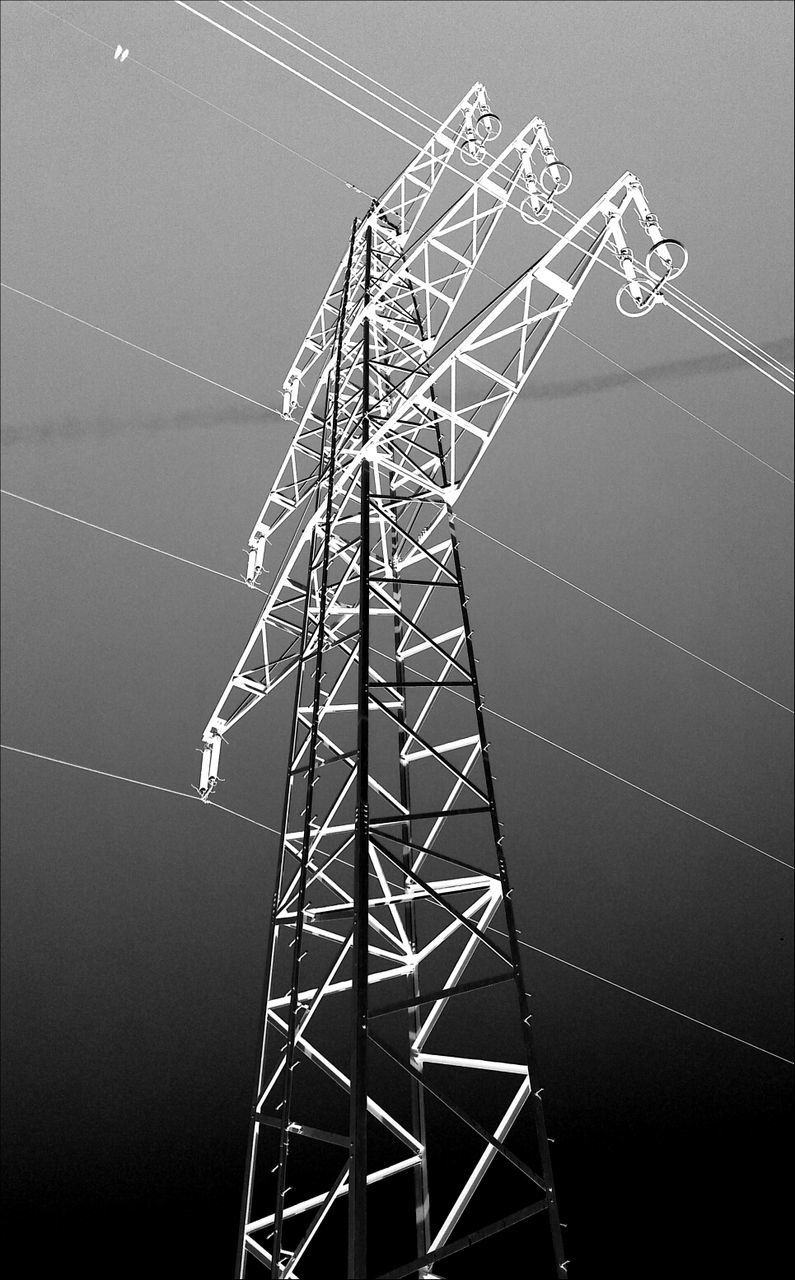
[2,2,792,1275]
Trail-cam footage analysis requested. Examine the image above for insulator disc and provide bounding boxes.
[520,196,553,225]
[474,111,502,142]
[645,238,688,282]
[539,161,573,196]
[460,139,485,166]
[616,281,659,317]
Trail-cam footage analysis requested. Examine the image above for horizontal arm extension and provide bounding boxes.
[201,168,685,797]
[246,115,564,584]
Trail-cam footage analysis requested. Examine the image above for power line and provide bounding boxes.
[529,320,793,485]
[10,272,789,489]
[488,928,794,1067]
[222,0,793,395]
[25,6,792,480]
[26,1,377,199]
[0,283,282,416]
[4,281,790,720]
[224,0,426,134]
[250,3,795,385]
[5,483,789,721]
[0,489,268,592]
[3,741,790,1067]
[662,297,794,392]
[0,742,278,833]
[174,1,419,151]
[456,517,793,714]
[660,289,794,382]
[478,701,793,871]
[247,1,793,387]
[5,15,791,865]
[3,282,788,685]
[5,487,786,871]
[246,0,440,126]
[10,0,788,1213]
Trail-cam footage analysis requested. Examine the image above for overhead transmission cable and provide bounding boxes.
[455,515,792,715]
[0,741,278,833]
[0,488,269,592]
[3,742,792,1067]
[2,487,790,871]
[5,484,790,716]
[11,6,794,845]
[229,0,793,393]
[248,0,793,384]
[0,283,279,415]
[249,0,795,383]
[4,270,788,502]
[11,3,792,1076]
[244,0,794,385]
[5,487,787,724]
[173,2,794,468]
[2,284,790,713]
[26,1,377,198]
[25,7,793,480]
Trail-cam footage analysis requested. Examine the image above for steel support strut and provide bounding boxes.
[389,484,432,1269]
[348,223,373,1279]
[234,219,360,1278]
[202,82,686,1280]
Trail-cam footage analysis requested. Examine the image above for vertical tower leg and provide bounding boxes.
[348,223,373,1279]
[388,471,432,1272]
[231,214,570,1278]
[234,219,361,1279]
[203,105,684,1275]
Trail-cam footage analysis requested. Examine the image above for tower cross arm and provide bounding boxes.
[199,170,685,801]
[281,82,502,419]
[246,113,566,584]
[358,170,686,505]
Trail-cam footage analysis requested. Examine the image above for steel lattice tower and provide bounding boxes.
[199,84,685,1280]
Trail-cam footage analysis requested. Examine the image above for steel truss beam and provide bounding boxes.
[201,84,686,1280]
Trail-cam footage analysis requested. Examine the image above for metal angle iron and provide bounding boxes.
[198,83,686,1280]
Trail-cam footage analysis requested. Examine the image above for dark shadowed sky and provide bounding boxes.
[1,2,793,1276]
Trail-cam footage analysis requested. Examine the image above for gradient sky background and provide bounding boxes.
[1,2,793,1275]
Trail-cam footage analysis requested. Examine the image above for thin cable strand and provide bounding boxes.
[27,2,376,199]
[35,0,789,396]
[1,283,282,415]
[180,12,795,433]
[9,268,789,488]
[27,5,791,477]
[0,489,268,592]
[663,288,793,380]
[227,1,792,392]
[488,928,794,1066]
[386,642,791,869]
[662,297,794,394]
[660,296,793,391]
[456,516,793,713]
[479,702,793,870]
[4,488,787,869]
[9,1,792,1081]
[247,1,441,125]
[175,3,417,149]
[6,481,789,720]
[526,314,794,484]
[6,18,791,867]
[226,1,428,134]
[3,742,790,1066]
[0,742,280,833]
[249,1,793,383]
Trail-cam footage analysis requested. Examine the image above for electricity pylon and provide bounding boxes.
[199,83,686,1280]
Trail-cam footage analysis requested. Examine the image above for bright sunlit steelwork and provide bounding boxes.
[199,83,685,1279]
